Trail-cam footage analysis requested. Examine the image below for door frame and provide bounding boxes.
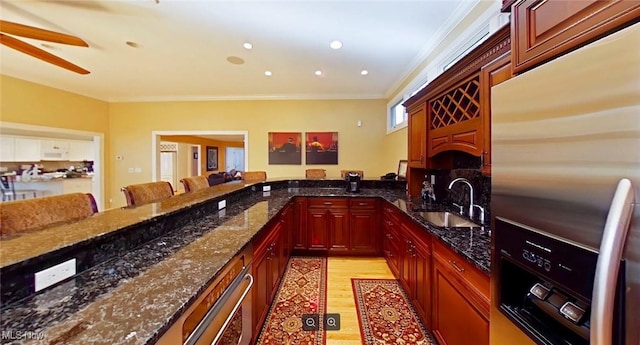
[151,130,248,182]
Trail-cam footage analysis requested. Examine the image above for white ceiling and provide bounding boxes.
[0,0,478,102]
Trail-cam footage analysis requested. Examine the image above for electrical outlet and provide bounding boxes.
[134,167,142,173]
[262,185,271,192]
[34,258,76,292]
[263,191,271,197]
[128,168,134,173]
[218,199,226,210]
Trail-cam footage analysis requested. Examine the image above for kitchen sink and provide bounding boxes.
[418,212,480,228]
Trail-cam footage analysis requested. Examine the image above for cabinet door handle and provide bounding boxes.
[448,260,465,273]
[323,202,332,205]
[358,202,367,206]
[481,151,484,167]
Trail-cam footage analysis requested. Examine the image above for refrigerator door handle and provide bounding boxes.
[591,178,635,345]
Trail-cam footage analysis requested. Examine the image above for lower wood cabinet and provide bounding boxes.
[301,197,380,255]
[432,240,490,345]
[293,197,307,251]
[398,217,433,329]
[382,205,402,277]
[252,211,288,339]
[349,198,379,255]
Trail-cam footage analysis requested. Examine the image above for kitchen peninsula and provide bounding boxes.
[12,175,93,198]
[0,178,490,345]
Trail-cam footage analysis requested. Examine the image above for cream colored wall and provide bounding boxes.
[109,99,390,207]
[386,0,495,99]
[0,75,111,207]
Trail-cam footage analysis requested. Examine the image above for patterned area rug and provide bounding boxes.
[352,279,438,345]
[256,257,327,345]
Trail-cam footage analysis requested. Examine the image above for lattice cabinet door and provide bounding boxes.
[427,73,483,157]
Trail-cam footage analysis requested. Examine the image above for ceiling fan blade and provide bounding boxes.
[0,20,88,47]
[0,34,90,75]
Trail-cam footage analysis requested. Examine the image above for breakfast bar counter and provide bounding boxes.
[0,179,490,344]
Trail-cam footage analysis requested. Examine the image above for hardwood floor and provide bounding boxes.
[325,257,395,344]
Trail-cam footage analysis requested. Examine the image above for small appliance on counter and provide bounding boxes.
[346,171,361,193]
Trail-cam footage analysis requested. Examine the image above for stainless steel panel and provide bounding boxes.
[491,22,640,345]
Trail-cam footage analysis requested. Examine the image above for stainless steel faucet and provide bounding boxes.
[448,177,474,218]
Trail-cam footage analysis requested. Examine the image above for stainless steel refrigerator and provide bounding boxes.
[490,22,640,345]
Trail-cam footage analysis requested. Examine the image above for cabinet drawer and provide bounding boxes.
[433,240,490,307]
[382,204,401,223]
[307,197,348,208]
[349,198,377,209]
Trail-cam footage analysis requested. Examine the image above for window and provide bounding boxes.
[388,99,407,132]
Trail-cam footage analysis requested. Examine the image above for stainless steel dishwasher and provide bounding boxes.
[158,245,254,345]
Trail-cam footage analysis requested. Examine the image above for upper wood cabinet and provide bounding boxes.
[479,52,513,175]
[512,0,640,73]
[407,103,428,168]
[427,74,482,157]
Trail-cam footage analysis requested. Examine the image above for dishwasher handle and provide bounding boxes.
[184,266,254,345]
[212,273,253,345]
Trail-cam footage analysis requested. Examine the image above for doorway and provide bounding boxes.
[191,146,200,177]
[151,130,248,183]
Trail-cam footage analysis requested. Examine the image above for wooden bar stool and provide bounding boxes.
[121,181,174,207]
[180,176,210,193]
[305,169,326,179]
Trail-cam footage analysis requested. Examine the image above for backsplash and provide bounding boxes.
[428,151,490,217]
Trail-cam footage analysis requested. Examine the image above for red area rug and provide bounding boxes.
[256,257,327,345]
[352,279,438,345]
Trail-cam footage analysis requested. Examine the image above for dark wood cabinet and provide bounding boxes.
[432,240,489,345]
[512,0,640,74]
[382,204,402,277]
[306,198,349,253]
[293,197,307,250]
[398,219,433,329]
[349,198,380,255]
[306,208,331,251]
[252,218,285,337]
[280,203,294,262]
[427,73,482,158]
[328,209,350,252]
[403,25,511,192]
[479,52,513,176]
[301,197,382,255]
[407,103,428,168]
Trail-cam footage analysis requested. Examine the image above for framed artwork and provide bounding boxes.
[397,160,408,180]
[206,146,218,171]
[305,131,338,165]
[269,132,302,165]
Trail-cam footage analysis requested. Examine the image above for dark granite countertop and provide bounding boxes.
[0,180,490,345]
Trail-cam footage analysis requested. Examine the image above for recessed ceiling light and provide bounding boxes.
[265,70,272,76]
[126,41,141,48]
[330,40,342,50]
[243,42,253,50]
[361,70,369,75]
[227,56,245,65]
[315,70,323,76]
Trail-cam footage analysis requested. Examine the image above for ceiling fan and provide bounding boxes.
[0,20,90,75]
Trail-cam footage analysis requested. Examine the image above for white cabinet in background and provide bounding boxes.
[14,137,42,162]
[41,140,69,161]
[68,140,94,161]
[0,136,15,162]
